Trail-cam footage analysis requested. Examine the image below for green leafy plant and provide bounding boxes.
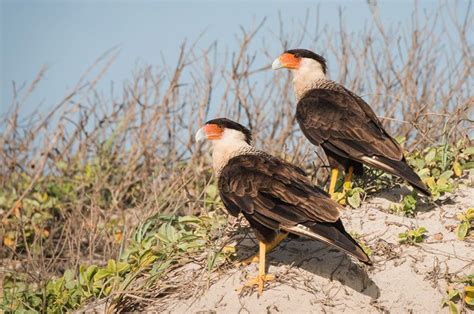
[442,286,462,314]
[442,273,474,313]
[407,141,474,200]
[335,183,366,208]
[336,141,472,205]
[465,285,474,307]
[390,194,418,217]
[1,213,233,313]
[349,231,373,256]
[456,208,474,240]
[398,227,428,244]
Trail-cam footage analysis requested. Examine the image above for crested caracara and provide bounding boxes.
[272,49,431,197]
[195,118,371,294]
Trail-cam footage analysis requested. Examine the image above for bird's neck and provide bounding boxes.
[292,70,327,100]
[212,140,254,175]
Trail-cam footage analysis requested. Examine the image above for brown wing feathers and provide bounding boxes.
[297,89,403,159]
[361,155,431,196]
[297,88,430,196]
[284,220,371,265]
[219,154,340,223]
[218,154,371,264]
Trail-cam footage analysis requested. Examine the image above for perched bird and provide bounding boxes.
[195,118,371,295]
[272,49,431,197]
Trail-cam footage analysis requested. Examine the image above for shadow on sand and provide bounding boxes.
[369,186,436,213]
[235,234,380,300]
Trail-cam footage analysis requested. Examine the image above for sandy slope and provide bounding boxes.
[151,186,473,314]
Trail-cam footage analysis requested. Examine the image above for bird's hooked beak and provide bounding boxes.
[272,52,301,70]
[195,124,223,143]
[195,127,207,143]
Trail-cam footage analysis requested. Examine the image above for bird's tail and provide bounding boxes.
[283,219,372,265]
[361,155,431,197]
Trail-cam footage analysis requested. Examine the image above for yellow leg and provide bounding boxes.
[238,232,288,265]
[343,166,354,192]
[239,241,275,295]
[329,168,339,198]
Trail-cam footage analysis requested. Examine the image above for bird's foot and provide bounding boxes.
[238,273,275,295]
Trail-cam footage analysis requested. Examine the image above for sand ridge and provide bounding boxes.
[148,186,473,313]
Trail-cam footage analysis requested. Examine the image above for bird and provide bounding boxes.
[272,49,431,198]
[195,118,371,295]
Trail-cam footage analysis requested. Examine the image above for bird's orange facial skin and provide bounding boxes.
[279,53,301,69]
[203,124,223,140]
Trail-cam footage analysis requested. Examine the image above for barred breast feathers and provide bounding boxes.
[295,78,346,101]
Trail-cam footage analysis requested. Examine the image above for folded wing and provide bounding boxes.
[296,88,430,196]
[218,154,371,264]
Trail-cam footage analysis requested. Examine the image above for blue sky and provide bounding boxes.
[0,0,460,117]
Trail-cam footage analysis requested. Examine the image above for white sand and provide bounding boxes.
[153,186,473,314]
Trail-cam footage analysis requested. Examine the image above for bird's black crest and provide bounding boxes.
[205,118,252,144]
[285,49,327,74]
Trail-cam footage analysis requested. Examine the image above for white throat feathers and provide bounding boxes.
[211,128,253,174]
[292,58,327,100]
